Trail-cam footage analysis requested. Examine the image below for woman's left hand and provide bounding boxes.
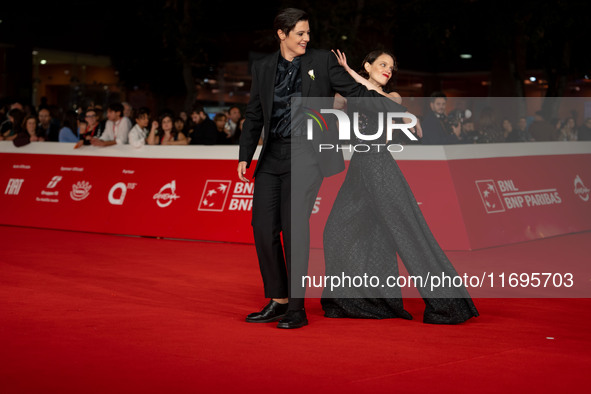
[332,49,352,73]
[403,115,422,138]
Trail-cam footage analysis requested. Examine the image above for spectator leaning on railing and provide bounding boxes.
[1,108,24,142]
[188,105,217,145]
[91,103,132,147]
[578,118,591,141]
[122,101,133,121]
[38,107,60,142]
[58,110,80,143]
[528,111,555,142]
[173,116,188,139]
[556,117,577,141]
[225,105,242,144]
[214,112,232,145]
[128,107,151,148]
[506,117,535,142]
[77,108,103,147]
[147,113,188,145]
[13,114,45,147]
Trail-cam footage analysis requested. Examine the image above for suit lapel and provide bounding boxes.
[301,52,314,97]
[261,51,279,118]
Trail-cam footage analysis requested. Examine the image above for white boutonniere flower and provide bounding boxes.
[308,69,315,80]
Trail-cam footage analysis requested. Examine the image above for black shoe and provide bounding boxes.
[277,309,308,329]
[245,300,289,323]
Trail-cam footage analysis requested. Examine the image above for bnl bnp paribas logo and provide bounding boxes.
[304,107,418,152]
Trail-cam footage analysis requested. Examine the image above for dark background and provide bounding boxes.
[1,0,589,109]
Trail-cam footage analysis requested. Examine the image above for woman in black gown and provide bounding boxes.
[321,50,479,324]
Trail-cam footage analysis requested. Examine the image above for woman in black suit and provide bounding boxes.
[238,8,411,329]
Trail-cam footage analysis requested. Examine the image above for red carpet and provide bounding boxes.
[1,225,590,393]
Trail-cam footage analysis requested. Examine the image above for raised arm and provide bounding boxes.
[146,121,159,145]
[330,49,420,138]
[331,49,401,104]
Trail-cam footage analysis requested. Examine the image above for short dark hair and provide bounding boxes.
[191,105,205,115]
[108,103,124,115]
[430,91,447,103]
[135,107,150,119]
[274,8,308,41]
[213,113,227,122]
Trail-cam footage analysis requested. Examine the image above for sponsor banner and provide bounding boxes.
[1,143,590,250]
[449,154,591,249]
[0,153,254,243]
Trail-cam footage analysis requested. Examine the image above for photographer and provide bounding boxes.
[421,92,463,145]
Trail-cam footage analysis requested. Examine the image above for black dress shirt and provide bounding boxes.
[270,55,302,137]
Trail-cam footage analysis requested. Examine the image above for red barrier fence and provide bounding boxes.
[1,141,590,250]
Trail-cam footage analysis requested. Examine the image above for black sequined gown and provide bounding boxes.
[321,108,479,324]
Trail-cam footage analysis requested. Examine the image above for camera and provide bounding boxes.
[444,109,472,135]
[446,109,472,128]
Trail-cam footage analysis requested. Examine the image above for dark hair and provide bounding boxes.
[173,116,187,135]
[108,103,124,115]
[159,113,176,139]
[227,105,241,113]
[478,107,497,129]
[213,113,227,122]
[191,105,205,115]
[61,110,79,130]
[430,91,447,103]
[135,107,150,119]
[159,113,173,123]
[78,113,87,125]
[22,115,38,131]
[358,50,398,80]
[274,8,308,41]
[8,108,25,133]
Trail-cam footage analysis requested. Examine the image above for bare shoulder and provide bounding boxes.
[387,91,402,104]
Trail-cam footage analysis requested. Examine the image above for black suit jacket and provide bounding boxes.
[239,48,406,178]
[421,111,461,145]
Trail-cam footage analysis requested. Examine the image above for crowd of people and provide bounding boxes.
[1,97,590,148]
[0,100,246,148]
[419,92,591,145]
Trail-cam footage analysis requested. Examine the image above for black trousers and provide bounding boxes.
[252,135,323,311]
